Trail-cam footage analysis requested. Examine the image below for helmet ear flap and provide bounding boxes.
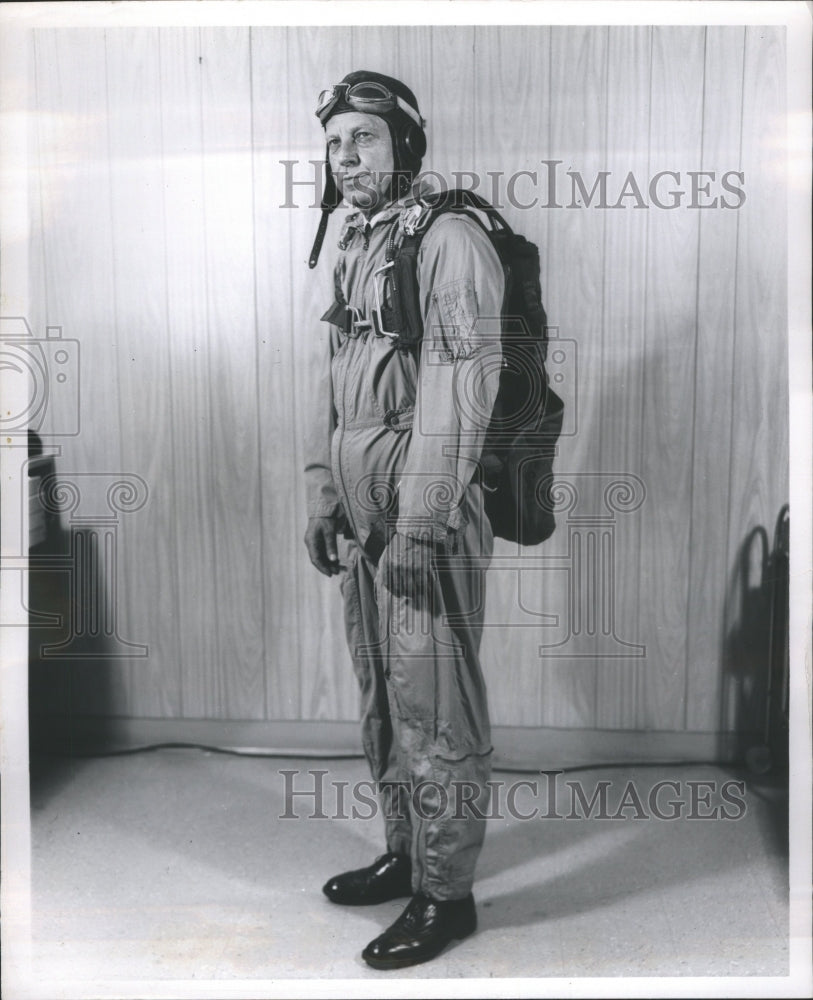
[309,155,342,269]
[322,156,342,210]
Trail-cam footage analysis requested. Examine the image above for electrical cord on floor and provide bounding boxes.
[30,740,751,775]
[34,741,365,761]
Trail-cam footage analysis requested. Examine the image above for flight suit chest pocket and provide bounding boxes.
[366,339,418,420]
[331,335,388,425]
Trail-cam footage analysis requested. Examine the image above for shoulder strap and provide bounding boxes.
[419,188,513,238]
[372,217,424,349]
[379,189,509,350]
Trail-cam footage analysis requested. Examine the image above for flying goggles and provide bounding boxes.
[316,81,425,127]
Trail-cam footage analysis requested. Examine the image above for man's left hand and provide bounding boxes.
[378,531,436,602]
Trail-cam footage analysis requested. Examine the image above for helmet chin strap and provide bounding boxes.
[308,207,332,269]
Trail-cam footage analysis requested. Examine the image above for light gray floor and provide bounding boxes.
[29,749,788,985]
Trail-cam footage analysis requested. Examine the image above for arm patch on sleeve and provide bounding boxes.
[431,278,481,362]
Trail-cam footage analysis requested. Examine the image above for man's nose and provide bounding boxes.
[338,138,359,165]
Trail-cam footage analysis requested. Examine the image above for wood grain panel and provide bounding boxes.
[287,28,359,720]
[721,26,788,736]
[395,27,432,169]
[639,27,705,731]
[27,33,48,370]
[26,33,59,718]
[251,26,301,720]
[427,26,475,190]
[595,26,653,729]
[158,26,220,717]
[539,26,609,727]
[104,27,180,716]
[32,29,128,716]
[473,26,552,727]
[199,27,264,718]
[350,25,403,77]
[685,27,745,732]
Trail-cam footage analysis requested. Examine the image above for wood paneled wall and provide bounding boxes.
[26,26,788,735]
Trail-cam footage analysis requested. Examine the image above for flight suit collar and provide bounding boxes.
[337,177,439,249]
[338,199,404,249]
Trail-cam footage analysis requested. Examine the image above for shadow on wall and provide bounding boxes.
[719,506,790,776]
[27,432,148,763]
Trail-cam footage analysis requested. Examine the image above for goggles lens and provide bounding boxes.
[316,87,339,116]
[316,81,422,126]
[345,81,394,107]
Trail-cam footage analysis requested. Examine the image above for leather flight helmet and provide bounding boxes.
[309,71,427,268]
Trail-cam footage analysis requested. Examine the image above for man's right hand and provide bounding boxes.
[304,517,341,576]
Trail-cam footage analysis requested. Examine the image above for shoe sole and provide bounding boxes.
[361,917,477,970]
[323,890,413,906]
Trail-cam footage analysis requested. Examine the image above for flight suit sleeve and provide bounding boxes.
[395,214,504,546]
[304,318,342,519]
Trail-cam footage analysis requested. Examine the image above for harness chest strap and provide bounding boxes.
[320,210,430,345]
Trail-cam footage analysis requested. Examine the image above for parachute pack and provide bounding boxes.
[326,188,564,546]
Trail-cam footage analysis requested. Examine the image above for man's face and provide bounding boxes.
[325,111,395,215]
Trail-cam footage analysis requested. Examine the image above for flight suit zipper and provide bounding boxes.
[332,343,362,546]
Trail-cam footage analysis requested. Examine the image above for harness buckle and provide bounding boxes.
[348,306,372,338]
[401,202,433,237]
[372,261,399,340]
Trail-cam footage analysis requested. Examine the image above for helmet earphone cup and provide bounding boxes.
[388,118,426,181]
[400,122,427,163]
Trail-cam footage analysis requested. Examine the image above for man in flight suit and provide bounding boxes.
[303,71,504,970]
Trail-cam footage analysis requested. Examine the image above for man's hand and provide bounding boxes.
[304,517,341,576]
[378,531,435,602]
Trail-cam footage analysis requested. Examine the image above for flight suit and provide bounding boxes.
[305,199,504,900]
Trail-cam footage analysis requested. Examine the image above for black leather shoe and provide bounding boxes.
[322,852,412,905]
[362,891,477,969]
